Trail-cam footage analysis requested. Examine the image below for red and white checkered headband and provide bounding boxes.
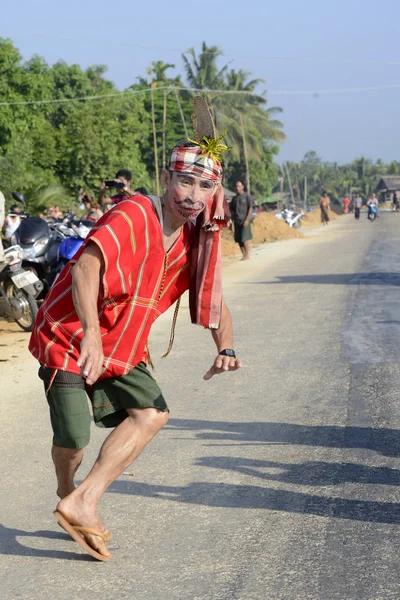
[169,146,223,182]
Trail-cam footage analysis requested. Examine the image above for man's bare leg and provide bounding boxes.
[52,445,111,539]
[52,446,83,499]
[238,242,245,258]
[241,241,250,261]
[57,407,168,557]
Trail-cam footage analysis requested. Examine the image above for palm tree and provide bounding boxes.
[137,61,179,86]
[136,62,186,189]
[182,43,229,100]
[181,45,286,193]
[215,69,285,152]
[213,69,285,193]
[351,157,379,198]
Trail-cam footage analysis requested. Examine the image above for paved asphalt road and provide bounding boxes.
[1,213,399,599]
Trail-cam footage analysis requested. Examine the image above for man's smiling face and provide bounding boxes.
[164,171,217,222]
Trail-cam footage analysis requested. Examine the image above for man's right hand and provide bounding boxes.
[77,330,104,385]
[122,186,134,197]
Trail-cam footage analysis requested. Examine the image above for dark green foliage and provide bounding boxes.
[0,39,286,212]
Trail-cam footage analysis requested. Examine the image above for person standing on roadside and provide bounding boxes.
[354,192,362,220]
[230,179,253,260]
[320,192,330,225]
[393,192,399,212]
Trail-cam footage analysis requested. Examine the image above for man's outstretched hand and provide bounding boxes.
[203,355,242,381]
[77,330,104,385]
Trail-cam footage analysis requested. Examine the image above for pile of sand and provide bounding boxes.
[221,228,240,256]
[222,213,303,256]
[302,207,338,226]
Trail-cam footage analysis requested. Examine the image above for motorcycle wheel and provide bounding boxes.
[4,281,38,331]
[293,219,302,229]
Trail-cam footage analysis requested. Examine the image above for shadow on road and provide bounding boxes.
[107,480,400,525]
[105,419,400,525]
[0,524,94,561]
[166,419,400,457]
[240,273,400,286]
[194,456,400,486]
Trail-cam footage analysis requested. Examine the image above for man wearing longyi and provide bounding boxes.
[29,97,242,561]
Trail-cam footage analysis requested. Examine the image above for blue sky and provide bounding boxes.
[3,0,400,164]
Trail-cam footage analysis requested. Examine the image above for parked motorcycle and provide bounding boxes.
[275,208,304,228]
[9,192,60,297]
[0,245,42,331]
[10,193,92,297]
[55,218,93,277]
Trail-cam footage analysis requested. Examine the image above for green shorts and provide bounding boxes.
[234,221,252,244]
[39,363,168,449]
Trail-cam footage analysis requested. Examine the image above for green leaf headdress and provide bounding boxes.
[189,97,231,162]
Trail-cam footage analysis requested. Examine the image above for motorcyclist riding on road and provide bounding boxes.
[367,194,379,221]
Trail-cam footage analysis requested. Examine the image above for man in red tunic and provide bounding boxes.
[29,121,241,560]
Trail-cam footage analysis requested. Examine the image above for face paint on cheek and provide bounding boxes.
[173,196,205,218]
[177,205,204,219]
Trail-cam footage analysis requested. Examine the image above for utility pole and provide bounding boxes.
[304,176,307,211]
[150,82,160,196]
[285,162,295,207]
[162,88,167,170]
[174,87,188,138]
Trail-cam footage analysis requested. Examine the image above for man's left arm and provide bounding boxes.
[243,194,253,228]
[204,297,242,380]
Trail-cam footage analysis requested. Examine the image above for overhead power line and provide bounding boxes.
[1,83,400,107]
[27,31,400,67]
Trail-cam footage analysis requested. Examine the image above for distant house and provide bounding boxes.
[375,176,400,202]
[260,196,279,211]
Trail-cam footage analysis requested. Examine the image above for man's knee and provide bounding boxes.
[127,407,169,433]
[157,410,169,428]
[52,444,86,457]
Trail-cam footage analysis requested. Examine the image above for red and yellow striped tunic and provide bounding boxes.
[29,196,192,380]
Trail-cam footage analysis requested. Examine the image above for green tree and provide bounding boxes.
[133,61,193,185]
[181,44,286,193]
[226,146,279,200]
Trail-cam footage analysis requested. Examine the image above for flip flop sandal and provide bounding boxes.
[54,510,111,562]
[57,520,112,542]
[103,529,113,542]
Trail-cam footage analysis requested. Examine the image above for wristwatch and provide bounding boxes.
[219,349,236,358]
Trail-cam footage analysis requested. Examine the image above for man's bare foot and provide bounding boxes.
[57,487,111,541]
[56,496,111,558]
[240,256,250,261]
